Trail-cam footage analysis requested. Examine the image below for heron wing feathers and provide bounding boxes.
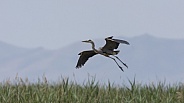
[111,39,130,45]
[76,50,97,68]
[102,37,130,51]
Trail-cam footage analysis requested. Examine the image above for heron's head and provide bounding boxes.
[82,39,93,43]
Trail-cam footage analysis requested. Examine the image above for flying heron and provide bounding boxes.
[76,36,130,71]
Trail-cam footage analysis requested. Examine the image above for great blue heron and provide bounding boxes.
[76,36,129,71]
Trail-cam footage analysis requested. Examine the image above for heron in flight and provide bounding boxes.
[76,36,129,71]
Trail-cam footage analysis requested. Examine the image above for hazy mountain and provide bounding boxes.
[0,35,184,84]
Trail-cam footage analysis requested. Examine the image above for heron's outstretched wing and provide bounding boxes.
[102,36,130,51]
[111,39,130,45]
[76,50,97,68]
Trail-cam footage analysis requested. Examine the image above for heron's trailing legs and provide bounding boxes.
[108,56,124,72]
[113,56,128,68]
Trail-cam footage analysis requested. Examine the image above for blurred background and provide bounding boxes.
[0,0,184,84]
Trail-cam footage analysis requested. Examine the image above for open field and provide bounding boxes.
[0,76,184,103]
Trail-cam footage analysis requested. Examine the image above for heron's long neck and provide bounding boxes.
[90,42,98,51]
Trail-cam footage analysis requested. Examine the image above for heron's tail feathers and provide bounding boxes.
[113,50,120,55]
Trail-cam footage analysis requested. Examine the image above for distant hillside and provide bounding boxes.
[0,35,184,84]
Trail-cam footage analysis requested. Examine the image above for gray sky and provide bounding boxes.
[0,0,184,49]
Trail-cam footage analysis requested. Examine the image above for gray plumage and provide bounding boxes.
[76,36,129,71]
[76,50,97,68]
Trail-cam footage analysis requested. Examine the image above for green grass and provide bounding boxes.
[0,76,184,103]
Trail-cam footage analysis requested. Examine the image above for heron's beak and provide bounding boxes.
[82,40,88,43]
